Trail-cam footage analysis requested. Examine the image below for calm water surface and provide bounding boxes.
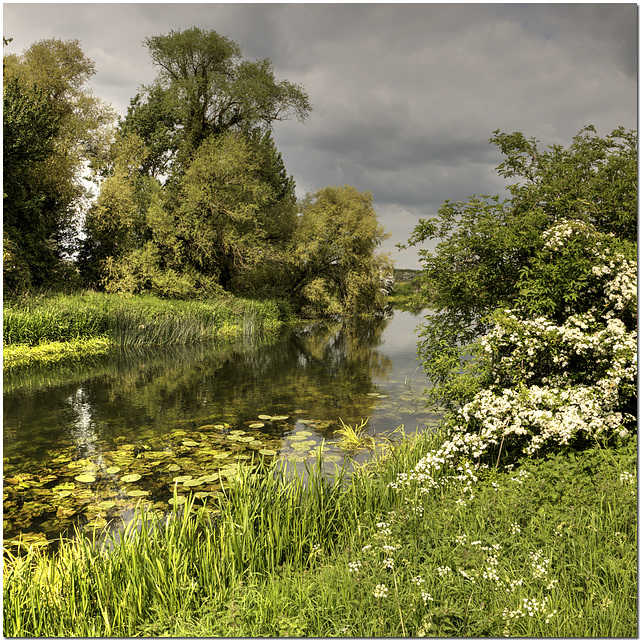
[3,311,442,546]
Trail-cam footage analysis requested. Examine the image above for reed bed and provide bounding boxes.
[3,431,636,637]
[3,292,293,369]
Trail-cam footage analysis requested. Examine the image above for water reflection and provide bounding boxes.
[3,311,441,545]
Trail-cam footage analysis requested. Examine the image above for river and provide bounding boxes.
[3,310,442,547]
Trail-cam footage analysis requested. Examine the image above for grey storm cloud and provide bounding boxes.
[3,3,637,267]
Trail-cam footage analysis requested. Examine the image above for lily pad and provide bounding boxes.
[230,430,246,436]
[168,496,187,506]
[296,430,313,437]
[258,414,273,420]
[182,439,199,447]
[74,474,96,483]
[98,500,117,509]
[54,482,75,492]
[167,464,181,472]
[106,466,121,474]
[248,422,264,429]
[172,475,193,483]
[55,490,73,499]
[127,490,150,498]
[183,478,204,487]
[271,415,289,421]
[259,449,277,456]
[197,474,219,483]
[120,474,142,483]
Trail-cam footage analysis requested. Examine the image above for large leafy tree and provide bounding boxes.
[402,126,637,409]
[120,27,311,178]
[291,186,392,317]
[85,28,308,296]
[3,79,60,292]
[3,38,115,291]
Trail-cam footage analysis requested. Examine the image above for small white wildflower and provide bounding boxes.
[421,592,434,604]
[348,560,362,573]
[373,583,389,598]
[411,576,425,585]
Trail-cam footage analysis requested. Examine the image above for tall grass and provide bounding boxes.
[3,291,293,367]
[4,431,636,637]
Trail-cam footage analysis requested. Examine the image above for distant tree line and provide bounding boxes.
[3,28,392,316]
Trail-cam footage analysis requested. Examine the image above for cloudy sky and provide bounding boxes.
[4,3,637,267]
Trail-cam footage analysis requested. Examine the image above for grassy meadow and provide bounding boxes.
[3,291,293,371]
[3,429,636,637]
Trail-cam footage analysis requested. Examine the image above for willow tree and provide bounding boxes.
[291,186,393,317]
[120,27,311,178]
[87,27,309,295]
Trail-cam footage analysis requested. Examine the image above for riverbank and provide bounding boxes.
[3,429,636,637]
[3,291,294,372]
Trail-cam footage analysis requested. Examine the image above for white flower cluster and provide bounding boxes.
[373,583,389,598]
[541,219,594,251]
[395,229,637,479]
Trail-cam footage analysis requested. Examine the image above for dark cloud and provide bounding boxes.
[3,3,636,268]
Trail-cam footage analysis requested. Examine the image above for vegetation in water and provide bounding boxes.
[4,29,392,318]
[3,290,295,370]
[3,431,636,637]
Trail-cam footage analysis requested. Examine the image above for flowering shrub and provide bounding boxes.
[396,220,637,489]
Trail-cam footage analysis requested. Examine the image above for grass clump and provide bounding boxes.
[3,291,293,371]
[3,431,636,637]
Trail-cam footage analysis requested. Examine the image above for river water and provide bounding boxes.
[3,310,442,547]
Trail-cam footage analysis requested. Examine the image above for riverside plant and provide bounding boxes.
[3,428,636,637]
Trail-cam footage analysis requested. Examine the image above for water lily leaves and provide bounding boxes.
[54,482,75,492]
[258,414,272,420]
[196,474,219,484]
[126,490,150,498]
[183,478,204,488]
[213,452,231,459]
[55,490,73,499]
[106,466,121,474]
[120,473,142,483]
[182,439,199,447]
[74,474,96,483]
[248,422,264,429]
[296,431,313,437]
[167,464,181,472]
[230,429,246,436]
[236,436,255,443]
[98,500,116,510]
[85,517,108,529]
[259,449,277,456]
[172,475,193,483]
[271,415,289,421]
[168,496,187,506]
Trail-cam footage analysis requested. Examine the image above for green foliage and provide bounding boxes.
[3,291,293,368]
[3,431,635,637]
[123,27,310,175]
[3,38,115,292]
[403,126,637,409]
[292,185,393,316]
